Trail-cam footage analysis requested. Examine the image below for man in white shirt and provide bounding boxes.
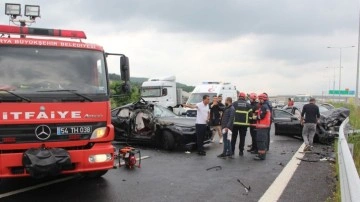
[183,95,210,156]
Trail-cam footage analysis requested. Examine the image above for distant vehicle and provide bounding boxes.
[180,82,237,117]
[111,98,212,150]
[293,94,312,103]
[273,103,349,144]
[141,76,185,110]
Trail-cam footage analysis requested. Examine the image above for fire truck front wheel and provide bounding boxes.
[83,170,108,178]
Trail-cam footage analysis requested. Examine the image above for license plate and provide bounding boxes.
[57,126,92,135]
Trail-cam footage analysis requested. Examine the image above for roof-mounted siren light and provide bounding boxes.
[24,5,40,20]
[0,25,87,39]
[5,3,21,18]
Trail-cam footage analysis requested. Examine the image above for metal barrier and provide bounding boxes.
[338,117,360,202]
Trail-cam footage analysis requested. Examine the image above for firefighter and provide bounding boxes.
[253,93,271,160]
[231,92,252,156]
[247,93,259,153]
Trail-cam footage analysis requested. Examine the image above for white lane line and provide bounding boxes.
[114,155,150,167]
[259,143,306,202]
[0,155,150,199]
[0,175,77,199]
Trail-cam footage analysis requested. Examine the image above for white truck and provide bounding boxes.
[141,76,185,109]
[179,82,238,117]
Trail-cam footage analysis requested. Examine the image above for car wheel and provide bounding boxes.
[83,170,108,178]
[162,131,175,150]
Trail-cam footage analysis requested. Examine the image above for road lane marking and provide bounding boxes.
[0,176,77,199]
[0,155,150,199]
[259,143,306,202]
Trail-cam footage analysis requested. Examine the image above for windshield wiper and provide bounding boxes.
[0,89,31,102]
[37,90,93,102]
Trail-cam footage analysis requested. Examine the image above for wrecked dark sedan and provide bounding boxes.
[273,103,350,144]
[111,99,212,150]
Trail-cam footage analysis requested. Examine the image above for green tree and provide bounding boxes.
[110,81,141,108]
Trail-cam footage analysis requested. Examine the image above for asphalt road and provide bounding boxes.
[0,128,305,202]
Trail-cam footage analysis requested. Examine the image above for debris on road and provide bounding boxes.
[296,157,319,162]
[237,179,251,193]
[206,166,222,171]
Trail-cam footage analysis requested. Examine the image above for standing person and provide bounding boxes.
[217,97,235,158]
[209,95,224,144]
[247,93,259,153]
[253,94,271,160]
[287,98,294,107]
[300,98,320,152]
[263,92,272,151]
[183,95,210,156]
[231,92,252,156]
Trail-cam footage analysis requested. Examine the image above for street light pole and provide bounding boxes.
[327,46,355,101]
[339,49,342,99]
[356,8,360,104]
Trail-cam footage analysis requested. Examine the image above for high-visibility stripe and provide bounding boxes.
[235,110,250,125]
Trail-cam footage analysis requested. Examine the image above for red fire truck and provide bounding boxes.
[0,4,130,179]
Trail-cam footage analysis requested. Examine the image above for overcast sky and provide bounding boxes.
[2,0,360,95]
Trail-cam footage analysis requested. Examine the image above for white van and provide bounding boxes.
[176,82,237,116]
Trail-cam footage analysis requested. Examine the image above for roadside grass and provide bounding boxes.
[328,101,360,202]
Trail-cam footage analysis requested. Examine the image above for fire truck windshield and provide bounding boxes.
[0,46,108,100]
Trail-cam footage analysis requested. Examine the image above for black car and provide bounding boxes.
[273,103,349,144]
[111,99,212,150]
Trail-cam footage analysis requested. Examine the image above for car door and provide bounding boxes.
[273,108,302,136]
[111,107,132,138]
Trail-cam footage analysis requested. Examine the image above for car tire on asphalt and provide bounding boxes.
[162,131,175,150]
[83,170,108,178]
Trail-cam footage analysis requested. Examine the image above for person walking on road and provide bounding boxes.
[209,95,224,144]
[253,93,271,160]
[300,98,320,152]
[217,97,235,159]
[232,92,252,156]
[183,95,210,156]
[247,93,259,153]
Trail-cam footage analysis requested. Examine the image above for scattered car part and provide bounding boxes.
[206,166,222,171]
[237,179,251,193]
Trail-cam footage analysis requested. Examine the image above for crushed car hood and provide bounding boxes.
[156,116,196,127]
[319,107,350,126]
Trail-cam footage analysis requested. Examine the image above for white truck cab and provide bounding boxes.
[141,76,182,109]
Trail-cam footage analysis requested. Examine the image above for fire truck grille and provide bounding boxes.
[0,122,106,144]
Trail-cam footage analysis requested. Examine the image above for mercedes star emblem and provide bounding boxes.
[35,125,52,140]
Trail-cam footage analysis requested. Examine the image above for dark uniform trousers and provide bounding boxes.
[231,125,248,154]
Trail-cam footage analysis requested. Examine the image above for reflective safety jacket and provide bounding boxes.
[232,99,252,126]
[256,103,271,129]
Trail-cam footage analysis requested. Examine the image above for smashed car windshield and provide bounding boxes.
[154,105,177,117]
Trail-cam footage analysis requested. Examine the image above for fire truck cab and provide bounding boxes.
[0,7,130,179]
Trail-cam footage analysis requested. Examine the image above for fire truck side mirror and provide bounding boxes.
[120,81,131,94]
[120,56,130,81]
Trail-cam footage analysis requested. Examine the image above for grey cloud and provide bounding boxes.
[55,0,359,39]
[2,0,358,40]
